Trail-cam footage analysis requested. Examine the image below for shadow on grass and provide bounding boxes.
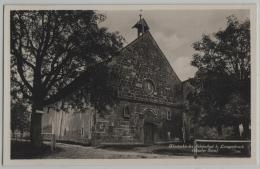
[99,144,250,158]
[11,140,62,159]
[97,144,150,151]
[153,148,192,156]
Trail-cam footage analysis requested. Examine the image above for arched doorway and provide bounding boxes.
[143,108,158,145]
[144,122,155,144]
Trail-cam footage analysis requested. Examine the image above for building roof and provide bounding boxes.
[132,18,150,32]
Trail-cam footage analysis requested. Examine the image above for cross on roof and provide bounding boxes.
[132,10,149,37]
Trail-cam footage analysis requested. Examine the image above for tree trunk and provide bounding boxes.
[20,130,23,139]
[193,123,199,139]
[217,125,222,137]
[233,124,240,139]
[243,122,250,139]
[30,78,44,148]
[30,108,43,148]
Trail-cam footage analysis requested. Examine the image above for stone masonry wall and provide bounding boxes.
[108,31,182,106]
[93,100,183,144]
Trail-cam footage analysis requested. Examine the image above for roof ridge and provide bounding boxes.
[120,31,150,51]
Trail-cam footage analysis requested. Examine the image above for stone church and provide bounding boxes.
[42,16,189,145]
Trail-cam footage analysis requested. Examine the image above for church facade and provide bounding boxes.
[42,17,187,145]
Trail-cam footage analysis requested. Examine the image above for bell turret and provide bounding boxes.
[132,14,149,37]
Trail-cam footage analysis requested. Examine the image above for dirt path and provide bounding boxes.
[44,143,191,159]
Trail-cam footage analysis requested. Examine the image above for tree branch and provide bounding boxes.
[42,51,72,88]
[43,58,111,105]
[12,79,32,100]
[11,27,33,92]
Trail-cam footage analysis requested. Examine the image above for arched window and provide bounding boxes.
[81,128,84,136]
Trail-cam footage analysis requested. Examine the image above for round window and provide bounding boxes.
[143,80,155,95]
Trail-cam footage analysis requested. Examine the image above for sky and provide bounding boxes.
[100,9,249,81]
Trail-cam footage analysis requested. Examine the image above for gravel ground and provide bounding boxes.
[43,143,192,159]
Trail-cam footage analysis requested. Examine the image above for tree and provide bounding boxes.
[11,10,124,147]
[190,15,250,138]
[192,15,250,82]
[223,93,250,139]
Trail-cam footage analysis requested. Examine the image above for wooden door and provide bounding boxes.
[144,123,154,144]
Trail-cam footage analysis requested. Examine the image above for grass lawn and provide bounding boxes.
[11,140,61,159]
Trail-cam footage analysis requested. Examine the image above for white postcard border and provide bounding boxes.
[2,4,258,166]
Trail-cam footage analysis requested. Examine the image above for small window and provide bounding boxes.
[123,106,130,118]
[167,111,172,120]
[81,128,84,136]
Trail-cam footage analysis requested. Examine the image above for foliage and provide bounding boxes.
[11,10,124,107]
[189,15,250,138]
[191,15,250,82]
[10,10,124,146]
[60,64,119,113]
[11,101,30,133]
[196,126,235,140]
